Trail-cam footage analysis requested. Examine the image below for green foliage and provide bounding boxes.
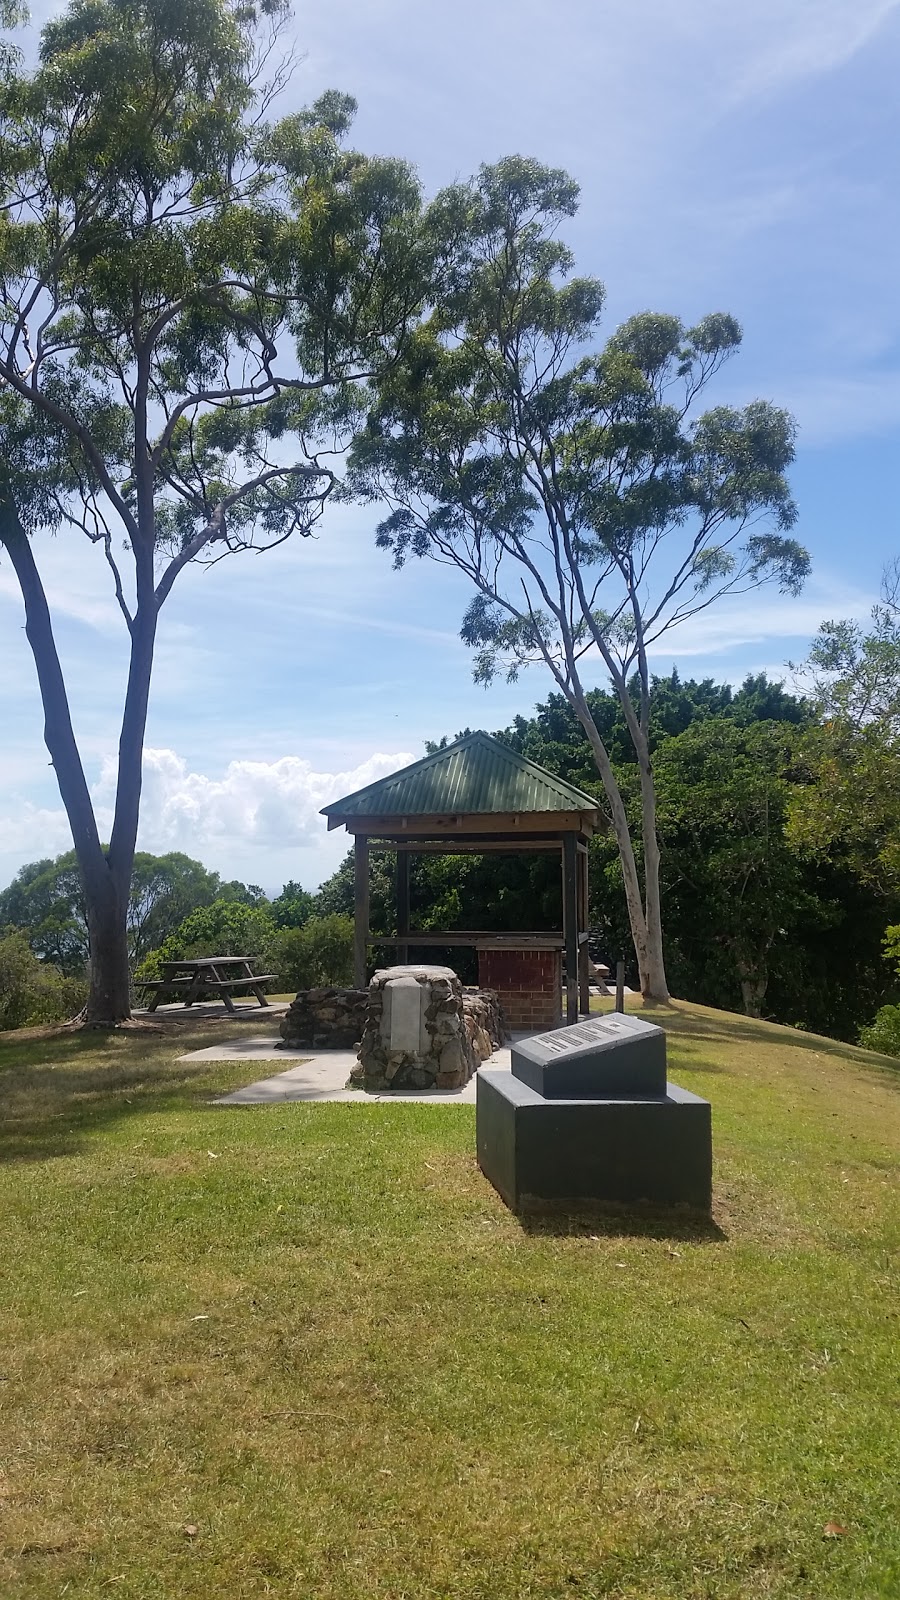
[0,0,436,1020]
[652,719,816,1017]
[136,897,278,981]
[884,924,900,974]
[314,850,396,930]
[350,156,806,697]
[378,674,895,1039]
[0,855,86,974]
[858,1004,900,1057]
[270,880,315,929]
[0,849,222,971]
[348,157,807,993]
[0,0,433,556]
[788,576,900,892]
[276,914,354,991]
[0,927,86,1028]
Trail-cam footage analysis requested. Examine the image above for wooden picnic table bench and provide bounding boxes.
[137,955,278,1013]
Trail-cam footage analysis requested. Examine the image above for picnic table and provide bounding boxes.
[138,955,278,1013]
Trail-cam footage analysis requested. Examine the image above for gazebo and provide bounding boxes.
[321,731,605,1027]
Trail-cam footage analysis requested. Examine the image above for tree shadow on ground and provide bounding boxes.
[0,1024,258,1165]
[642,1002,900,1083]
[515,1204,726,1243]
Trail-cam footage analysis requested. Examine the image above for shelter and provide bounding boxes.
[321,731,604,1026]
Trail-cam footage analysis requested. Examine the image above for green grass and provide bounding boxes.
[0,1001,897,1599]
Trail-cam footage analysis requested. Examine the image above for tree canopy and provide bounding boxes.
[348,156,809,998]
[0,0,435,1021]
[0,848,225,970]
[788,572,900,892]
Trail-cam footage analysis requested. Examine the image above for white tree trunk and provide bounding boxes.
[571,691,669,1001]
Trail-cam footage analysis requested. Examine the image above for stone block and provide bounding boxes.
[355,966,503,1093]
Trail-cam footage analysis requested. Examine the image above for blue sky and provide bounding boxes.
[1,0,898,893]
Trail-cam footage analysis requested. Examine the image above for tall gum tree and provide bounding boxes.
[0,0,431,1022]
[348,159,809,1001]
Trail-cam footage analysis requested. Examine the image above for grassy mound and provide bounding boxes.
[0,1000,897,1599]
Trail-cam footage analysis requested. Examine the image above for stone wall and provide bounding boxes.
[463,986,505,1065]
[352,965,504,1092]
[279,987,368,1050]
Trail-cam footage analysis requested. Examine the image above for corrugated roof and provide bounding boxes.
[322,731,602,819]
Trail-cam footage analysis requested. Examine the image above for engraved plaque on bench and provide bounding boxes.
[511,1012,667,1099]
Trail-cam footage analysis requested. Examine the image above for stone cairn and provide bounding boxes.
[279,987,368,1050]
[352,965,505,1092]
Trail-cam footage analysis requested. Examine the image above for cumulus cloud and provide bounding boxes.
[0,802,75,861]
[92,746,417,854]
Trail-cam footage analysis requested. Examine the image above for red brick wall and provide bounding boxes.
[477,948,562,1030]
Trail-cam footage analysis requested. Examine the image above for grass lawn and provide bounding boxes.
[0,1000,897,1599]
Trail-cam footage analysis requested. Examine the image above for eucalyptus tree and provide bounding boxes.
[0,0,430,1022]
[788,564,900,892]
[348,159,808,999]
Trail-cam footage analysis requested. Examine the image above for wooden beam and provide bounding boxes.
[369,837,565,854]
[368,932,565,949]
[354,834,369,990]
[337,810,600,838]
[563,832,579,1024]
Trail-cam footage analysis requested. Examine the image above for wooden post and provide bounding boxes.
[563,832,578,1025]
[354,834,369,990]
[615,958,625,1014]
[396,848,410,966]
[577,846,590,1017]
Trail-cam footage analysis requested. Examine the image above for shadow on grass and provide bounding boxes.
[515,1205,726,1243]
[0,1025,247,1165]
[642,1002,900,1082]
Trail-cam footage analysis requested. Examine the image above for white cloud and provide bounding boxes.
[0,802,74,860]
[0,746,419,892]
[642,584,874,661]
[93,746,417,853]
[776,372,900,447]
[720,0,900,102]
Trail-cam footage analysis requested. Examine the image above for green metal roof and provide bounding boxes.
[322,731,602,820]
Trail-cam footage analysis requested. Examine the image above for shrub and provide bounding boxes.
[136,899,279,983]
[276,915,354,993]
[859,1004,900,1058]
[0,928,86,1029]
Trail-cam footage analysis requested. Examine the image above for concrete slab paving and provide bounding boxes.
[180,1034,303,1062]
[182,1035,514,1105]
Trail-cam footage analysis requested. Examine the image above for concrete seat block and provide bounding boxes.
[476,1069,712,1214]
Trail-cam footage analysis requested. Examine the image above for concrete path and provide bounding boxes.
[181,1035,513,1105]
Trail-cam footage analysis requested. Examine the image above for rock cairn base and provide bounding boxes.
[279,987,368,1050]
[352,965,505,1092]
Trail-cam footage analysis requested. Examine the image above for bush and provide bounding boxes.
[0,928,86,1029]
[859,1004,900,1058]
[276,915,354,993]
[136,899,279,983]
